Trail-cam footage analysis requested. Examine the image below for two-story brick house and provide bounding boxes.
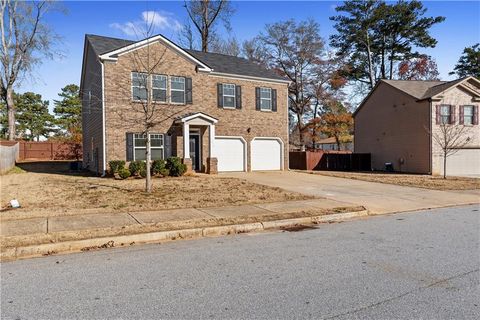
[80,34,290,175]
[354,76,480,176]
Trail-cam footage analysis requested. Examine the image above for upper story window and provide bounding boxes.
[222,84,236,108]
[133,133,164,161]
[170,76,185,104]
[132,72,148,101]
[439,105,451,124]
[463,105,474,125]
[260,87,272,111]
[152,74,167,102]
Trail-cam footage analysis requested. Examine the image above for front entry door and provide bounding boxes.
[189,134,201,171]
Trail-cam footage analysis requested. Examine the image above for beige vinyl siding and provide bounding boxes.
[354,82,431,173]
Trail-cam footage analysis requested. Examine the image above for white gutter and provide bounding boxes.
[100,60,107,177]
[206,71,290,85]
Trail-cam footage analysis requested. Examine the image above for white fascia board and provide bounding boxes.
[99,34,212,72]
[206,71,290,85]
[178,112,219,124]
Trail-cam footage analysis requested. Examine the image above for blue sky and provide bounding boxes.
[21,0,480,110]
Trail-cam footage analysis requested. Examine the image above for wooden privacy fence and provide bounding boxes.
[17,141,82,161]
[0,142,19,174]
[289,151,371,171]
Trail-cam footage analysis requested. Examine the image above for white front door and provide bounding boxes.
[214,137,245,172]
[251,138,282,171]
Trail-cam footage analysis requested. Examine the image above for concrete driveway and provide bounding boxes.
[225,171,480,214]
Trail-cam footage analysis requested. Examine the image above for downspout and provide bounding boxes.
[429,99,432,175]
[286,86,290,171]
[100,60,107,177]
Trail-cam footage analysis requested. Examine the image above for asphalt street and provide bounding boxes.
[1,205,479,319]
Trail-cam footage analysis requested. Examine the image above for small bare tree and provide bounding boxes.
[430,122,472,179]
[111,15,191,193]
[184,0,234,52]
[0,0,62,140]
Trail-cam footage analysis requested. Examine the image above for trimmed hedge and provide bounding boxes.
[166,157,187,177]
[118,168,131,179]
[108,160,125,174]
[129,160,146,176]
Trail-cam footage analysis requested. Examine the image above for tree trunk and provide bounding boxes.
[146,131,152,193]
[443,150,447,179]
[366,33,375,89]
[6,86,15,141]
[297,113,305,151]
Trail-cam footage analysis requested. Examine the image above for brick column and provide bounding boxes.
[207,157,218,174]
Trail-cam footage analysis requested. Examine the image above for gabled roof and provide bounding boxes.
[85,34,288,82]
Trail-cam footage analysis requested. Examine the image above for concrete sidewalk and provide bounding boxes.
[0,198,353,238]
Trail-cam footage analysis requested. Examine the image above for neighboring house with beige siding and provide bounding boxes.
[354,76,480,177]
[80,34,290,175]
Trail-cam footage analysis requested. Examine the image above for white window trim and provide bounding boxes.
[222,83,236,109]
[463,105,474,125]
[131,72,148,102]
[133,133,165,161]
[152,74,168,103]
[260,87,272,111]
[170,76,186,104]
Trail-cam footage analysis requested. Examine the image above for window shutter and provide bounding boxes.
[450,105,456,124]
[435,105,440,125]
[474,105,479,125]
[164,134,172,158]
[255,87,261,110]
[272,89,277,112]
[126,133,134,161]
[185,78,193,104]
[459,106,464,125]
[217,83,223,108]
[235,85,242,109]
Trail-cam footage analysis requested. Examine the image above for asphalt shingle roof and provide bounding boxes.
[381,78,472,100]
[85,34,286,81]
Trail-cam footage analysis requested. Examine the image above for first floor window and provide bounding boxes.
[152,74,167,102]
[440,105,451,124]
[463,105,474,125]
[170,76,185,104]
[132,72,148,101]
[222,84,236,108]
[133,133,164,160]
[260,87,272,110]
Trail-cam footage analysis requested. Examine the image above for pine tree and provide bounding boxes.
[16,92,55,141]
[53,84,82,136]
[449,44,480,79]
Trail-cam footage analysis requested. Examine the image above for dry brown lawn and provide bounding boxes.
[1,169,310,219]
[310,171,480,190]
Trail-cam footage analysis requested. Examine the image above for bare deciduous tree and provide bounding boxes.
[430,122,472,179]
[0,0,62,140]
[184,0,234,52]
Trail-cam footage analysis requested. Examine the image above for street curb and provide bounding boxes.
[1,209,368,262]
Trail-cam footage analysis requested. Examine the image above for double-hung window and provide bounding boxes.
[170,76,185,104]
[260,87,272,111]
[133,133,164,161]
[440,105,451,124]
[152,75,167,102]
[222,84,236,108]
[463,105,474,125]
[132,72,148,101]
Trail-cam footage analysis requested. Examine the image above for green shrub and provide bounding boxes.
[118,168,131,179]
[152,159,167,176]
[109,160,125,174]
[128,160,146,176]
[139,167,147,178]
[159,168,170,177]
[166,157,187,177]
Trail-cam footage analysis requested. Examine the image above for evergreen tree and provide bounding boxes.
[53,84,82,135]
[16,92,55,141]
[449,44,480,79]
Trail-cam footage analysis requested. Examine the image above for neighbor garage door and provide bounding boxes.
[214,137,245,172]
[251,138,282,171]
[445,149,480,177]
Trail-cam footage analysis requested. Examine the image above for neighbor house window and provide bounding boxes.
[222,84,236,108]
[170,76,185,104]
[463,105,474,125]
[440,105,451,124]
[132,72,148,101]
[152,74,167,102]
[133,133,164,161]
[260,87,272,110]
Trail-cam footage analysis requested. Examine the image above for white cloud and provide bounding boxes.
[110,11,182,37]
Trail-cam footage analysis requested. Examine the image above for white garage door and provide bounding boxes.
[214,137,245,172]
[445,149,480,177]
[251,138,282,171]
